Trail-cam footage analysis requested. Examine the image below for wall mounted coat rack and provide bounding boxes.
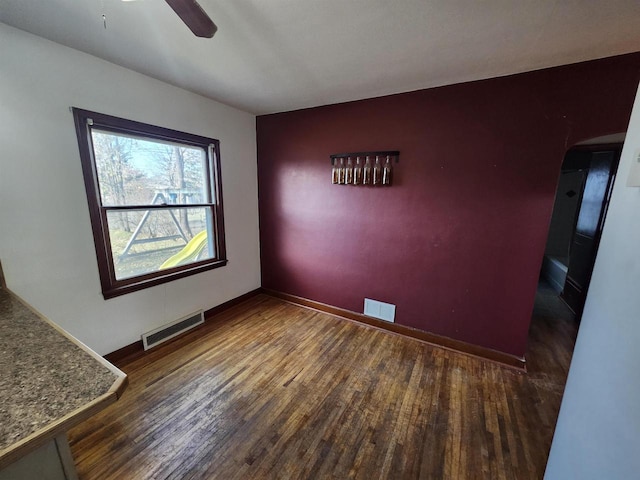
[330,151,399,186]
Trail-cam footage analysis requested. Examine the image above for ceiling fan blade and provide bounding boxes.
[164,0,217,38]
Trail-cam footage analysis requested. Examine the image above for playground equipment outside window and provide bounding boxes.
[72,108,227,299]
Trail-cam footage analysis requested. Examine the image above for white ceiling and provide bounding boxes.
[1,0,640,115]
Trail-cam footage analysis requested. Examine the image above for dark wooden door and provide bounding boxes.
[561,148,620,319]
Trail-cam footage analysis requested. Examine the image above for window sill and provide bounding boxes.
[101,259,228,299]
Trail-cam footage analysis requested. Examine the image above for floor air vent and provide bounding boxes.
[142,310,204,350]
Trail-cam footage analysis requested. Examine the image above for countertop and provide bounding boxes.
[0,286,127,468]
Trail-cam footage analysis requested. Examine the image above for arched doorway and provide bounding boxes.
[541,133,625,320]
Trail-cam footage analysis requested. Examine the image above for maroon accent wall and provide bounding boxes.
[256,53,640,357]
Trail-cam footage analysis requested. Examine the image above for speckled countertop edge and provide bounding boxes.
[0,287,123,453]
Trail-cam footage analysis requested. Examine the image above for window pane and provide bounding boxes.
[107,207,214,280]
[91,130,208,206]
[74,108,226,298]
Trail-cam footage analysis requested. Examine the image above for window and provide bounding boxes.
[72,108,226,299]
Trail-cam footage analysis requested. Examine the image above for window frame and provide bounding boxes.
[72,108,227,299]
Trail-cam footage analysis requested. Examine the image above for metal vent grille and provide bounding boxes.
[142,311,204,350]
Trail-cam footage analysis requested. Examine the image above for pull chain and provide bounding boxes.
[101,0,107,29]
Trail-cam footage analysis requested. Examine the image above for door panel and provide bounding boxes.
[561,149,619,318]
[566,233,597,292]
[575,152,615,237]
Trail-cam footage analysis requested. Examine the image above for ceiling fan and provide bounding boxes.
[164,0,218,38]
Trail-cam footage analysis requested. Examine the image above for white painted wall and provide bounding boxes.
[0,25,260,355]
[545,83,640,478]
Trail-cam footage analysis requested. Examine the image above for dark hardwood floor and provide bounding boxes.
[69,287,577,479]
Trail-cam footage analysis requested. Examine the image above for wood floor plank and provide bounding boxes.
[69,288,576,479]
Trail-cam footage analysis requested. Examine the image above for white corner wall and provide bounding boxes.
[545,83,640,478]
[0,24,260,355]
